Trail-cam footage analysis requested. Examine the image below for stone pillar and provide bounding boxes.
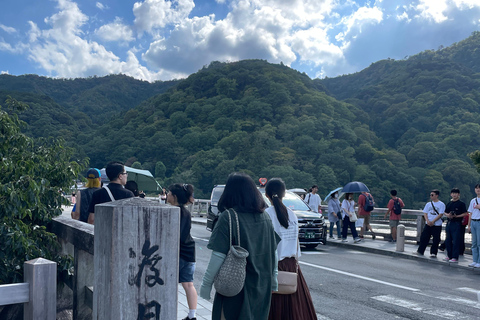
[24,258,57,320]
[396,224,405,252]
[93,198,180,320]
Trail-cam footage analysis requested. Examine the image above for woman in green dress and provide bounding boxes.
[200,172,280,320]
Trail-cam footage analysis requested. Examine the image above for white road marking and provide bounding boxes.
[372,295,472,319]
[456,287,480,294]
[301,252,328,255]
[348,251,367,254]
[316,313,333,320]
[415,291,480,309]
[299,261,420,292]
[192,236,209,242]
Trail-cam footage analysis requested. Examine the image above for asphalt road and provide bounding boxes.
[190,224,480,320]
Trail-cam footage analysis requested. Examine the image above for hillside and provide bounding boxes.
[0,74,178,124]
[3,32,480,208]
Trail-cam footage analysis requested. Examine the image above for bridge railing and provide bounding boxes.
[0,258,57,319]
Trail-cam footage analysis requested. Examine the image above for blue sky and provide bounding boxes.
[1,0,479,82]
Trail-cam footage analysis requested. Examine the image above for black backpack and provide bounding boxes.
[363,194,375,211]
[393,199,402,215]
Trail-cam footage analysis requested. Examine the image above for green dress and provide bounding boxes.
[208,208,280,320]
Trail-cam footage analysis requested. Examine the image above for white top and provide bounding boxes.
[265,206,301,261]
[341,199,355,219]
[423,201,445,226]
[468,197,480,219]
[305,193,322,213]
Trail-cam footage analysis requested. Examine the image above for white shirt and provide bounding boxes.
[341,199,355,219]
[468,197,480,219]
[265,206,301,261]
[305,193,321,213]
[423,201,445,226]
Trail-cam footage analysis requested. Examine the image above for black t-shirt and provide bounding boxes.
[445,200,467,222]
[179,206,196,262]
[88,183,135,214]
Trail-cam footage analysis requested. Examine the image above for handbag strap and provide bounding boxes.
[229,208,241,246]
[226,209,232,246]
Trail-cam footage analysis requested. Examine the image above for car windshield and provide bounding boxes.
[211,186,224,204]
[262,190,312,211]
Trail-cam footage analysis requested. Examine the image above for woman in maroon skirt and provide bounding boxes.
[265,178,317,320]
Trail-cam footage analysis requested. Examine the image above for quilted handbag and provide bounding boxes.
[214,209,249,297]
[275,238,299,295]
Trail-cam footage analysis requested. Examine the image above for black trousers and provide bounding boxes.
[445,221,462,259]
[418,224,442,255]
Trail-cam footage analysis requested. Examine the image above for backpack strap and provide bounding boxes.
[103,185,115,202]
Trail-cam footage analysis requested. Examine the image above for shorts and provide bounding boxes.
[179,258,195,283]
[389,220,400,228]
[359,215,370,225]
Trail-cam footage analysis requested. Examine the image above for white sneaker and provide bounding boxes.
[468,262,477,267]
[474,263,480,268]
[354,238,362,243]
[341,239,348,243]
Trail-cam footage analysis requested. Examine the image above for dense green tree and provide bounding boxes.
[0,97,84,288]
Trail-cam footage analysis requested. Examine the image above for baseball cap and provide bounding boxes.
[86,168,101,179]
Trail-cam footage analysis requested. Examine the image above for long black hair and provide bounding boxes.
[265,178,289,229]
[218,172,266,213]
[168,183,194,206]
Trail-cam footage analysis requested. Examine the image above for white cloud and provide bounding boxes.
[96,2,108,10]
[1,70,9,74]
[340,6,384,36]
[290,28,344,66]
[0,24,16,34]
[0,40,23,53]
[396,11,411,22]
[95,17,134,42]
[133,0,195,34]
[416,0,449,23]
[24,0,165,80]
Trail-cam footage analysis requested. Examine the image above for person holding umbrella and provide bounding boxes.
[341,193,362,243]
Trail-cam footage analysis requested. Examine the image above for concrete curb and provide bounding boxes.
[192,218,479,272]
[324,240,479,272]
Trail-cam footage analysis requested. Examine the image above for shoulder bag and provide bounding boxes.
[214,209,249,297]
[348,201,358,222]
[275,237,299,295]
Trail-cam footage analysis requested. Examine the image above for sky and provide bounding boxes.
[0,0,479,82]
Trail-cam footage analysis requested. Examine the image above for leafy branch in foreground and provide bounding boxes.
[0,96,85,284]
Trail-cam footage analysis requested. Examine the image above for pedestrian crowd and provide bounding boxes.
[70,162,480,319]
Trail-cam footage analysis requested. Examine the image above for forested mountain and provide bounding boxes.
[3,32,480,208]
[0,74,177,125]
[319,31,480,207]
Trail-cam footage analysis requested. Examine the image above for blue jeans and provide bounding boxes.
[342,215,358,239]
[330,220,341,238]
[471,220,480,263]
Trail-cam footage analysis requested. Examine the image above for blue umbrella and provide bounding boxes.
[342,181,370,193]
[324,187,343,203]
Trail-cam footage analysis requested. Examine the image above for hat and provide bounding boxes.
[86,168,100,179]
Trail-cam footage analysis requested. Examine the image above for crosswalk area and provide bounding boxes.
[369,287,480,320]
[312,287,480,320]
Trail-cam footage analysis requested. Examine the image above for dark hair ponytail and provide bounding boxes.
[168,183,194,205]
[265,178,289,229]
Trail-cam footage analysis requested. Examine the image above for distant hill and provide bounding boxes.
[0,74,178,124]
[2,32,480,207]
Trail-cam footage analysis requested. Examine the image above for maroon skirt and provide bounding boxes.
[268,257,317,320]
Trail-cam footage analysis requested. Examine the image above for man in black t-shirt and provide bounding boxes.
[87,161,134,224]
[443,188,468,262]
